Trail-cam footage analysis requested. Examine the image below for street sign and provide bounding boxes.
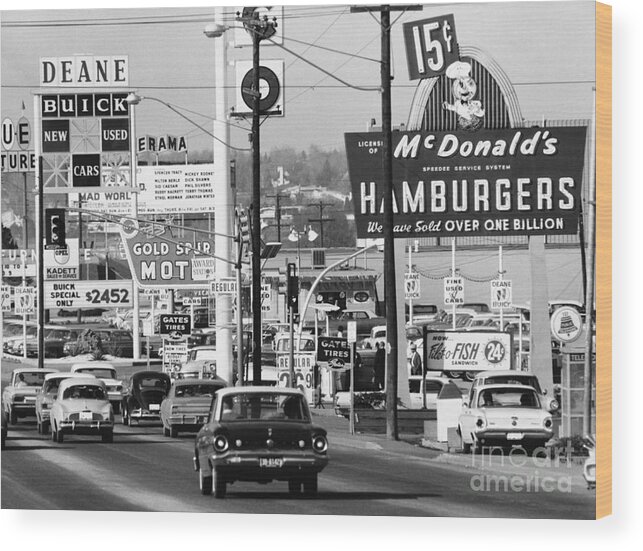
[43,280,133,309]
[317,337,351,370]
[444,276,464,305]
[163,340,189,368]
[142,319,154,338]
[159,314,191,340]
[210,277,237,296]
[347,321,357,344]
[276,353,315,403]
[1,286,12,312]
[261,281,271,312]
[119,220,214,289]
[403,14,460,80]
[404,272,421,299]
[44,238,79,280]
[14,287,36,315]
[490,279,513,310]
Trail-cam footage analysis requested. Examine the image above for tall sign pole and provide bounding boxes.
[34,94,44,370]
[130,102,141,360]
[381,6,399,441]
[213,4,234,385]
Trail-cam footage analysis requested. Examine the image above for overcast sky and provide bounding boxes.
[1,1,595,155]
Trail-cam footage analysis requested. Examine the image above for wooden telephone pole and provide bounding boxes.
[350,4,422,440]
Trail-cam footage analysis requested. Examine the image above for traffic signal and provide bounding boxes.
[45,208,66,249]
[237,208,250,244]
[287,262,298,313]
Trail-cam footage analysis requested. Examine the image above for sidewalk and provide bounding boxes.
[311,409,590,491]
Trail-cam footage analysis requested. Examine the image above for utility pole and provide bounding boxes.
[307,201,334,247]
[267,191,285,242]
[351,3,422,441]
[238,9,277,384]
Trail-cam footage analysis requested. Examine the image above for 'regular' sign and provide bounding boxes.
[345,126,587,238]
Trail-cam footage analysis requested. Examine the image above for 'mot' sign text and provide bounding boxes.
[119,220,214,289]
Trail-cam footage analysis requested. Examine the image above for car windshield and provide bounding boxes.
[175,383,222,398]
[76,368,116,379]
[406,327,422,340]
[219,392,309,422]
[43,379,64,393]
[62,384,106,400]
[4,324,23,337]
[414,306,437,315]
[477,388,541,408]
[136,376,169,390]
[14,371,48,386]
[276,338,315,352]
[482,376,542,394]
[192,349,217,361]
[46,329,71,340]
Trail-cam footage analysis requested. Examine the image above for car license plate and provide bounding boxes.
[507,432,524,440]
[80,411,92,421]
[260,457,284,468]
[149,404,160,412]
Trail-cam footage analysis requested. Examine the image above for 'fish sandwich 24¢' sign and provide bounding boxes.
[345,126,587,238]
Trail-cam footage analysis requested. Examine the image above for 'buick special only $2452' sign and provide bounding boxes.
[345,127,587,238]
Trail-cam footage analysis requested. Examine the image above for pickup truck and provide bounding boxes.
[2,368,58,424]
[334,375,460,417]
[327,309,386,338]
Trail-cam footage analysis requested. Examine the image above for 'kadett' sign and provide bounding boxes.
[40,56,129,87]
[119,220,214,289]
[346,127,587,238]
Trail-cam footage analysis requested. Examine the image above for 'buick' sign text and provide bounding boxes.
[345,127,587,238]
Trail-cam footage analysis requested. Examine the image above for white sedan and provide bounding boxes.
[458,384,554,454]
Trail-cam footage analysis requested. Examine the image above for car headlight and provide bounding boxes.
[312,434,328,453]
[476,417,486,429]
[543,417,553,429]
[213,434,229,453]
[548,399,559,411]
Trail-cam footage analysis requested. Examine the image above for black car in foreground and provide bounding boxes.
[121,371,171,425]
[193,387,329,498]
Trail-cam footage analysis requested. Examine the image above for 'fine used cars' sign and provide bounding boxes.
[345,126,587,238]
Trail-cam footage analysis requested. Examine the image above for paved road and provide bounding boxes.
[2,415,594,518]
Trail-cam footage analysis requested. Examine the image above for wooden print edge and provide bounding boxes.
[595,0,612,520]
